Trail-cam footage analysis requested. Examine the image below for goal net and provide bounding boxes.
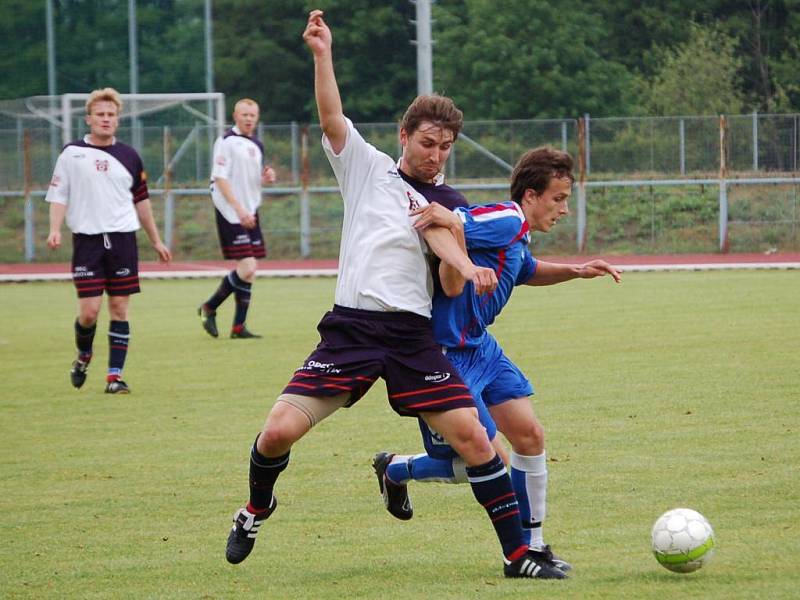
[0,92,225,144]
[0,92,226,188]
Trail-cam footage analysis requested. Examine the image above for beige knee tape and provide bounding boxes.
[276,392,349,428]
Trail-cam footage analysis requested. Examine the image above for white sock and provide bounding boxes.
[510,450,548,549]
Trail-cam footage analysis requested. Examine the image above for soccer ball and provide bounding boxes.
[651,508,715,573]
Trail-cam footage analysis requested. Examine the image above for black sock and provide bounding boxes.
[107,320,129,380]
[249,440,289,511]
[466,454,527,561]
[205,272,236,311]
[74,319,96,361]
[233,275,252,328]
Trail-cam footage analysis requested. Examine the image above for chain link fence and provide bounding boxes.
[1,112,799,262]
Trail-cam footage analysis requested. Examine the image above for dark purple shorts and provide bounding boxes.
[283,305,476,417]
[215,208,266,260]
[71,232,140,298]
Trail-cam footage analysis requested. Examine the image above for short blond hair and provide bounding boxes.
[234,98,259,113]
[85,87,123,115]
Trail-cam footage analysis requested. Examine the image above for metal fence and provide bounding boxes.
[2,113,799,262]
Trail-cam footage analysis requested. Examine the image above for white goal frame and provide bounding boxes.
[59,92,226,145]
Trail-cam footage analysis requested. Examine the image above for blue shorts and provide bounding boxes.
[418,333,533,459]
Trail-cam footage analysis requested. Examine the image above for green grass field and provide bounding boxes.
[1,271,798,599]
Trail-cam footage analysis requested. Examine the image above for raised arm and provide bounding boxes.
[303,10,347,153]
[526,259,621,286]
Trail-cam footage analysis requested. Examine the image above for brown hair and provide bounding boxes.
[400,94,464,139]
[510,146,574,202]
[85,87,122,115]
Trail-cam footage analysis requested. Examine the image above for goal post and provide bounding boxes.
[59,92,226,146]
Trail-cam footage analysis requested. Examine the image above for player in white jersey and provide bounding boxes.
[223,10,566,581]
[46,87,171,394]
[199,98,276,339]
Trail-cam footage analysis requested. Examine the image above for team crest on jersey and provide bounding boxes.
[216,156,226,166]
[49,175,61,188]
[407,191,421,212]
[95,159,109,172]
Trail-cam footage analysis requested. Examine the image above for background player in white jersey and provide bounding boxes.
[46,87,171,394]
[198,98,276,339]
[373,147,621,573]
[224,10,568,580]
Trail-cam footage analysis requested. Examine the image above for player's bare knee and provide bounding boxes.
[79,308,100,324]
[259,402,311,453]
[257,422,299,455]
[237,258,257,281]
[451,421,494,465]
[512,422,545,455]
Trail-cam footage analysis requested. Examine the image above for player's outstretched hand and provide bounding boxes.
[578,259,622,283]
[469,265,498,295]
[303,9,331,55]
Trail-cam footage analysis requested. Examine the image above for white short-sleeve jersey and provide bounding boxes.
[45,136,147,234]
[324,117,434,317]
[210,126,264,224]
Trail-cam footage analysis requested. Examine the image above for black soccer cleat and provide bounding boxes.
[226,496,277,564]
[198,305,218,338]
[230,326,262,339]
[504,548,568,579]
[541,545,572,572]
[372,452,413,521]
[70,359,90,389]
[104,379,130,394]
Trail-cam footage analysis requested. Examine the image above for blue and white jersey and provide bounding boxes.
[432,201,537,349]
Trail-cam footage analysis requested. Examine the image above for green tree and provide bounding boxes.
[433,0,638,118]
[213,0,417,123]
[0,0,49,99]
[644,23,745,115]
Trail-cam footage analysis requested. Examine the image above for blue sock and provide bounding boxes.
[410,454,456,481]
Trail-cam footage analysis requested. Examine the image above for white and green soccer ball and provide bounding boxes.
[651,508,715,573]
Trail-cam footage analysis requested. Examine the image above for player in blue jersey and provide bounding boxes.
[373,146,621,573]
